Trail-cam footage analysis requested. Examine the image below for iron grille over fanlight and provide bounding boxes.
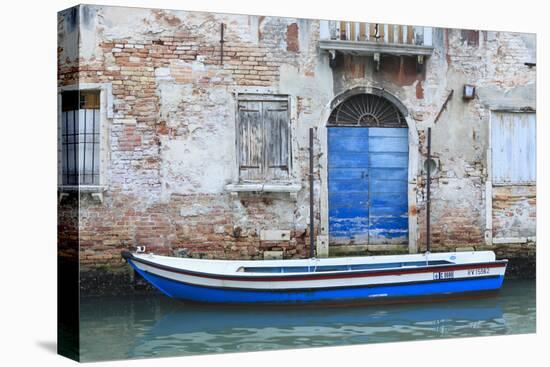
[328,93,406,127]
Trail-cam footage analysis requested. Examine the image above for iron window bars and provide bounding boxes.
[61,90,100,186]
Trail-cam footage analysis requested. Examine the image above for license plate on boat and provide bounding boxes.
[467,268,490,276]
[433,271,454,280]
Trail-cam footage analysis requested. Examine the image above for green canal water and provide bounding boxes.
[79,279,536,362]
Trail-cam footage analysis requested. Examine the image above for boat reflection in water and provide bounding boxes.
[128,295,506,357]
[78,280,534,361]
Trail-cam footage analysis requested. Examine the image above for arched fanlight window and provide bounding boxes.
[328,93,406,128]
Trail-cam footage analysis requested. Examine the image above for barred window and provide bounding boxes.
[61,90,100,186]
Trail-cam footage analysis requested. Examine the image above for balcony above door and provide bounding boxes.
[319,21,434,70]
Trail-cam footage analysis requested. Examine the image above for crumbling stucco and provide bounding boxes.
[58,5,536,275]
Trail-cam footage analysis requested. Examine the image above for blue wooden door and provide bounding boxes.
[328,127,408,246]
[328,128,370,244]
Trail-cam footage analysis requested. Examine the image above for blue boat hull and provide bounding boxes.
[130,262,505,304]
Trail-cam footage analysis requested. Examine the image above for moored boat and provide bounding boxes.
[122,250,507,305]
[121,128,507,305]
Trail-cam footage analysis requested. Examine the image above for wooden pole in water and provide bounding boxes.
[426,127,431,253]
[309,128,315,258]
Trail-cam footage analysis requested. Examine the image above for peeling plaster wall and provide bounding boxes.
[417,28,536,250]
[57,5,536,289]
[492,186,536,239]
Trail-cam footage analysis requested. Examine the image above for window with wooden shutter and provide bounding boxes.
[491,112,536,185]
[237,96,291,181]
[238,101,263,181]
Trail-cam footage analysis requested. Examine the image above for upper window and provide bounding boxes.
[491,112,536,184]
[237,95,291,182]
[61,90,101,186]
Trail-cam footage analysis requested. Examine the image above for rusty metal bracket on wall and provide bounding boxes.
[328,49,339,68]
[373,52,380,71]
[220,22,225,65]
[433,89,454,124]
[371,23,381,40]
[416,55,424,73]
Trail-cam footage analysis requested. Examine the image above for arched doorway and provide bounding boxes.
[326,92,409,247]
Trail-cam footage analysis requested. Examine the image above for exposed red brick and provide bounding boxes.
[286,23,299,52]
[461,29,480,47]
[57,7,536,274]
[416,81,424,99]
[375,55,425,86]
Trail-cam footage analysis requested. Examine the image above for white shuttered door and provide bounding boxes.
[491,112,536,184]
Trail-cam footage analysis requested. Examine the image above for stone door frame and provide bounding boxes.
[316,86,420,255]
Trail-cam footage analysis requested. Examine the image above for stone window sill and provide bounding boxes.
[225,182,301,199]
[492,182,536,187]
[58,185,107,193]
[58,185,106,203]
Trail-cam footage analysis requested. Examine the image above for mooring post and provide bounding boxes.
[309,127,315,258]
[426,127,432,253]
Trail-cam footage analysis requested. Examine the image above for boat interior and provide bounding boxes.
[238,260,454,273]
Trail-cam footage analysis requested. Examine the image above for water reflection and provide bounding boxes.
[79,279,535,362]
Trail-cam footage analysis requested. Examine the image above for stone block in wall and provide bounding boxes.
[180,204,210,217]
[263,251,283,260]
[316,235,328,258]
[260,229,291,241]
[455,246,475,252]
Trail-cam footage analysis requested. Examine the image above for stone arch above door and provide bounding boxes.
[328,93,407,128]
[329,86,410,121]
[316,86,419,256]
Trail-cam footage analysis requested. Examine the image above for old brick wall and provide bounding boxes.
[58,6,324,282]
[492,186,536,239]
[413,28,536,252]
[328,27,535,253]
[57,6,536,294]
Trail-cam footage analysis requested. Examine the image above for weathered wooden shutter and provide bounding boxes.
[263,100,290,180]
[238,101,263,181]
[492,112,536,184]
[238,98,291,181]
